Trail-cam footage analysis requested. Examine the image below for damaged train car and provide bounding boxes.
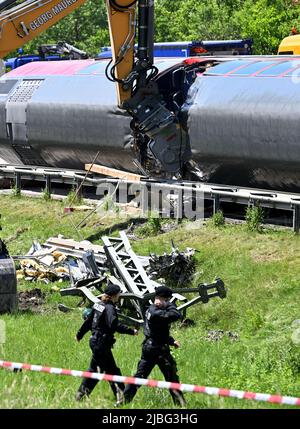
[1,56,300,191]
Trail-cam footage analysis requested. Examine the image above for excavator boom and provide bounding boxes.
[0,0,87,58]
[105,0,136,104]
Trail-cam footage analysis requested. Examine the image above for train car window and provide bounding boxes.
[154,59,183,73]
[286,63,300,76]
[204,60,251,76]
[258,61,300,76]
[230,61,274,75]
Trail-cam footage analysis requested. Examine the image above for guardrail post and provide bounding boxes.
[75,178,83,200]
[45,175,51,197]
[15,172,21,196]
[293,205,300,234]
[213,194,220,214]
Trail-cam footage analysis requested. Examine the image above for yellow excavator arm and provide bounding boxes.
[0,0,89,58]
[106,0,136,104]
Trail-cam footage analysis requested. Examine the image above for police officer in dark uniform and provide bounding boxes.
[123,286,186,407]
[75,283,138,401]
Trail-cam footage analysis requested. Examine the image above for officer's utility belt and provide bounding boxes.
[144,338,169,349]
[92,331,115,345]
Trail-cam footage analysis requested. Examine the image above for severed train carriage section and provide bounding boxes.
[2,56,300,191]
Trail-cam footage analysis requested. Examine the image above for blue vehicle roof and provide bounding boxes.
[5,57,16,68]
[98,41,203,59]
[201,39,252,47]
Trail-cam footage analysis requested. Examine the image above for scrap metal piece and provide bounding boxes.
[60,286,100,304]
[102,232,187,318]
[198,278,226,304]
[102,235,147,318]
[148,242,196,286]
[177,279,227,312]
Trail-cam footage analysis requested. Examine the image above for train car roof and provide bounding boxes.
[6,55,300,80]
[203,57,300,78]
[4,58,186,78]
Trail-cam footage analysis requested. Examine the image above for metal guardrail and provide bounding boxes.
[1,164,300,232]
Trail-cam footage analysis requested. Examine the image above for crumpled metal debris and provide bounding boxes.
[60,232,226,326]
[147,241,197,286]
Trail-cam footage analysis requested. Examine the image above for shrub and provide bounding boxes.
[211,210,225,227]
[245,205,265,232]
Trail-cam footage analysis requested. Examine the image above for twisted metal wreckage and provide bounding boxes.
[58,231,227,325]
[0,229,227,320]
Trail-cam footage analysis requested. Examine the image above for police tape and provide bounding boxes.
[0,359,300,407]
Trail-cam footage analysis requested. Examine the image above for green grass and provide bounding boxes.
[0,195,300,409]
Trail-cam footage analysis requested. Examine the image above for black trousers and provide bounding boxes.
[78,337,124,398]
[124,340,186,406]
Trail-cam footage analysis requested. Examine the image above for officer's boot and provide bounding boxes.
[75,384,91,401]
[171,389,186,408]
[123,384,138,404]
[110,367,125,406]
[114,384,125,407]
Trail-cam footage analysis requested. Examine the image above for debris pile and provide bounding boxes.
[14,235,198,289]
[15,239,101,284]
[16,254,69,283]
[147,242,196,286]
[11,232,227,323]
[60,232,226,324]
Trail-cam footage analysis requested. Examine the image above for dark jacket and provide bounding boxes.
[144,302,182,346]
[76,300,135,345]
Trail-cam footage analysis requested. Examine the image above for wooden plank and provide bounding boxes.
[44,237,105,254]
[85,164,143,183]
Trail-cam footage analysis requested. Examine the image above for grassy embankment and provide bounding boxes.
[0,195,300,409]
